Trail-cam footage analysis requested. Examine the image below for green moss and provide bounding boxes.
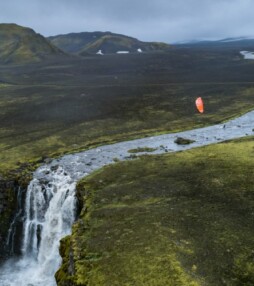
[128,147,157,153]
[57,137,254,285]
[0,23,62,64]
[232,253,254,285]
[55,235,76,286]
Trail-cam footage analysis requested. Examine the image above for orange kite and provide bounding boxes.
[195,97,204,113]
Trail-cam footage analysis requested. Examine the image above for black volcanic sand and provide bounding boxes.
[0,48,254,171]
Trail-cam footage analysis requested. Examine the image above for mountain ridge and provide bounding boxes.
[48,31,170,55]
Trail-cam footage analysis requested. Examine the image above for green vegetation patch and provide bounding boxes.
[128,147,157,153]
[57,137,254,285]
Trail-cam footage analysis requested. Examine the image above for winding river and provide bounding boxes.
[0,110,254,286]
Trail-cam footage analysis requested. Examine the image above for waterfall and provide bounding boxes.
[0,165,77,286]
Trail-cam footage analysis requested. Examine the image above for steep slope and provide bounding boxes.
[48,31,170,55]
[0,23,64,64]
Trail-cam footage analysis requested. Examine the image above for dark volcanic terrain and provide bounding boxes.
[0,28,254,169]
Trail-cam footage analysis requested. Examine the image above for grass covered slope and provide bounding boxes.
[0,23,63,64]
[57,137,254,285]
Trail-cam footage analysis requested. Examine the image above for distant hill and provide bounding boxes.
[48,32,170,55]
[177,37,254,50]
[0,23,64,64]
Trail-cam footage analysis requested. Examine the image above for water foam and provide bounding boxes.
[0,166,76,286]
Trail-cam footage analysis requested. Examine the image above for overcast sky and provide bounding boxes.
[1,0,254,43]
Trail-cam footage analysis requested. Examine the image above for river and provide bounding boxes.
[0,110,254,285]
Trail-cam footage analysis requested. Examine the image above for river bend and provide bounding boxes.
[1,110,254,285]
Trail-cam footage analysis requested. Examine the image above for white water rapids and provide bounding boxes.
[0,167,76,286]
[1,109,254,285]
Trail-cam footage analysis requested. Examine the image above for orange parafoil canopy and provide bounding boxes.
[195,97,204,113]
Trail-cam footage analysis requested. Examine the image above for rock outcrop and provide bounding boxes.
[0,177,16,261]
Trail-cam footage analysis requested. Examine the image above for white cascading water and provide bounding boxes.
[0,166,77,286]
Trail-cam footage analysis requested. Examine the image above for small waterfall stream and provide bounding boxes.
[1,110,254,285]
[0,166,77,286]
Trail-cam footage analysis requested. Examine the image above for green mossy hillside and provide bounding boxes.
[0,23,63,64]
[57,137,254,285]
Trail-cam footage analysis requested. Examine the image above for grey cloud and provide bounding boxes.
[1,0,254,42]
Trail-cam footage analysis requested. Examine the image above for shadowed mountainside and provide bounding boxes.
[0,23,64,64]
[48,31,170,55]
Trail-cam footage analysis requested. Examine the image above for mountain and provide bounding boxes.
[0,23,64,64]
[176,37,254,50]
[48,32,170,55]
